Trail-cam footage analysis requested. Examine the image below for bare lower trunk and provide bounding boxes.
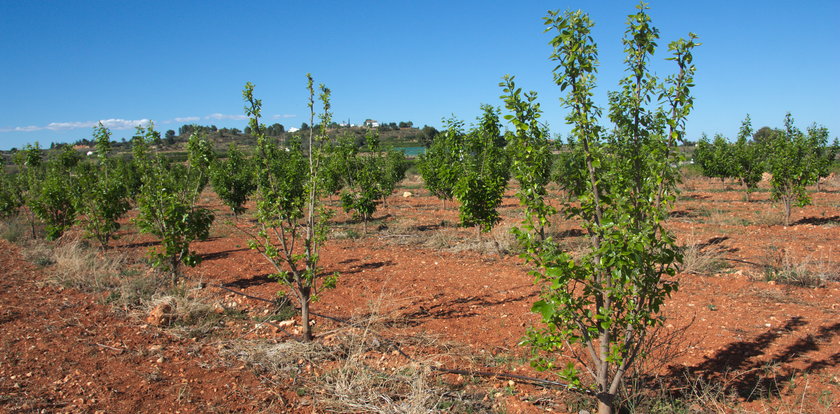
[27,210,37,239]
[742,181,751,202]
[300,288,312,341]
[171,256,180,288]
[597,396,614,414]
[784,198,792,226]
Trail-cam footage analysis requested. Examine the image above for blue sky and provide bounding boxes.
[1,0,838,150]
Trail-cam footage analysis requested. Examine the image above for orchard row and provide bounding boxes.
[0,3,835,412]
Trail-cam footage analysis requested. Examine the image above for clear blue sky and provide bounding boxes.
[1,0,838,150]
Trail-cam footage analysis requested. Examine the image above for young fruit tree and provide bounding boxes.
[552,136,588,201]
[379,146,409,207]
[0,171,24,219]
[10,143,44,238]
[74,123,131,248]
[417,121,463,210]
[513,6,698,413]
[767,113,831,226]
[244,77,337,341]
[28,151,80,241]
[452,105,510,237]
[210,143,257,216]
[134,129,215,284]
[693,133,736,186]
[731,115,766,201]
[499,75,555,239]
[809,125,838,192]
[336,131,393,232]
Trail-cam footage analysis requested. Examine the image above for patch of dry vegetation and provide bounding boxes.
[142,294,229,339]
[0,214,30,244]
[759,246,840,287]
[13,234,228,339]
[679,240,731,275]
[220,307,492,413]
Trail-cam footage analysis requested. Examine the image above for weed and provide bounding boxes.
[752,207,786,227]
[144,366,164,383]
[0,215,30,243]
[760,246,838,287]
[449,222,520,257]
[176,384,192,404]
[144,292,224,339]
[332,228,361,240]
[258,299,298,323]
[19,240,55,267]
[38,238,164,309]
[679,240,731,275]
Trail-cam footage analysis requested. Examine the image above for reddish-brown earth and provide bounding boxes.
[1,175,839,413]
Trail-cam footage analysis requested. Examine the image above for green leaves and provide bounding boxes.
[0,172,24,218]
[245,77,338,341]
[453,105,510,234]
[333,130,407,228]
[210,144,256,216]
[417,119,463,204]
[767,113,831,225]
[75,161,130,248]
[517,4,694,406]
[134,128,215,281]
[28,156,79,241]
[499,76,554,238]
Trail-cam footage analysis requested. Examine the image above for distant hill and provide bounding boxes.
[1,123,438,167]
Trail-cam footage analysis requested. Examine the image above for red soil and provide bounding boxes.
[1,175,838,413]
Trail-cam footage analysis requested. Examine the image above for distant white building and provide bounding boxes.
[363,119,380,128]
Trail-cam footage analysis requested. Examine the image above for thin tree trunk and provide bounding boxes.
[784,198,792,226]
[171,256,180,288]
[597,398,613,414]
[27,209,37,239]
[300,288,312,341]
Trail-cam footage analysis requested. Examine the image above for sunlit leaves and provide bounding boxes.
[516,4,697,409]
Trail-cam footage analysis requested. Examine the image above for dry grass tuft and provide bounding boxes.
[0,215,32,244]
[143,293,230,338]
[759,247,839,287]
[679,240,731,276]
[50,239,130,290]
[39,238,164,309]
[448,222,519,257]
[751,207,786,227]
